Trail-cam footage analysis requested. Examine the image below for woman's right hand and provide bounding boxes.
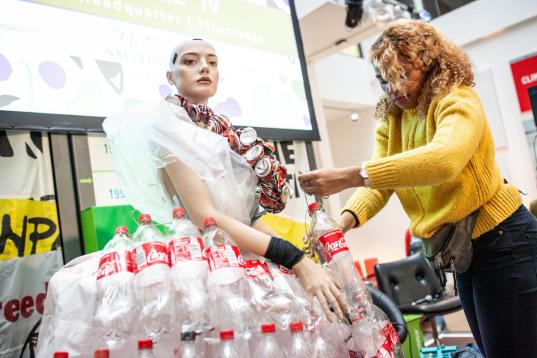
[292,256,349,322]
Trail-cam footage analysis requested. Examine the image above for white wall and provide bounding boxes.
[431,0,537,204]
[457,18,537,204]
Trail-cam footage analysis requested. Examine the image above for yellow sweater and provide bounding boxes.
[343,86,521,239]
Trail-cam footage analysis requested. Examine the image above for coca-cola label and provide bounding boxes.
[205,244,243,272]
[243,260,270,279]
[134,242,170,273]
[372,322,399,358]
[168,236,205,265]
[318,230,349,261]
[97,251,134,280]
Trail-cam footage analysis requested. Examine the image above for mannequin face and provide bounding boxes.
[167,40,219,105]
[374,60,427,110]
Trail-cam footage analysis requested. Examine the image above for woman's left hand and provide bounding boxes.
[298,167,364,196]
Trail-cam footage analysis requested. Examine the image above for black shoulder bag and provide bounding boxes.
[421,211,479,292]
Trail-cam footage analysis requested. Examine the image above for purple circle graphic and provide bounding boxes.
[159,84,171,97]
[39,61,66,89]
[0,53,12,81]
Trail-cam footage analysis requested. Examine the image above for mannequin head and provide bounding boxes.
[166,39,219,105]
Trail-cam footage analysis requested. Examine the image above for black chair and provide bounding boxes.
[367,285,408,343]
[374,253,463,345]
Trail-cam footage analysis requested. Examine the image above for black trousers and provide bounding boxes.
[456,205,537,358]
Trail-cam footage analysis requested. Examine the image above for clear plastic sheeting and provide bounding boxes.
[102,100,258,225]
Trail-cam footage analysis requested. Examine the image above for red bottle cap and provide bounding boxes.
[94,349,109,358]
[289,321,303,332]
[203,217,216,228]
[261,323,276,333]
[114,226,128,235]
[220,329,234,340]
[307,202,320,214]
[53,353,69,358]
[138,339,153,349]
[173,207,186,219]
[138,213,152,224]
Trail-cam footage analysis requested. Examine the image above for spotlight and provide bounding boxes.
[366,0,394,22]
[344,0,365,28]
[418,9,432,21]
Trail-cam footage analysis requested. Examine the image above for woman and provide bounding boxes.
[103,39,347,322]
[299,20,537,357]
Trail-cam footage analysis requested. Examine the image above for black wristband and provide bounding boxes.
[264,237,305,270]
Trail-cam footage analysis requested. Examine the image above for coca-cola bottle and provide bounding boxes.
[138,339,155,358]
[167,208,209,333]
[289,322,311,357]
[93,226,136,348]
[203,218,253,355]
[53,352,68,358]
[94,348,109,358]
[177,331,200,358]
[217,330,240,358]
[267,262,311,326]
[254,323,287,357]
[132,214,173,341]
[372,306,404,358]
[307,202,381,356]
[243,254,294,331]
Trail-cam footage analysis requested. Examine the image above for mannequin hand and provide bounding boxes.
[338,211,357,234]
[292,256,349,322]
[298,167,364,196]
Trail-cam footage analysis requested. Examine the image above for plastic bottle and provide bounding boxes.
[168,208,199,237]
[202,217,244,286]
[254,323,287,357]
[289,322,311,357]
[132,214,173,340]
[168,209,209,333]
[94,348,110,358]
[178,331,199,358]
[93,226,136,347]
[138,339,155,358]
[373,306,405,358]
[202,218,254,356]
[217,330,240,358]
[307,202,381,356]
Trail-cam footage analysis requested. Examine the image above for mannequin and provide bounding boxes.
[104,38,348,321]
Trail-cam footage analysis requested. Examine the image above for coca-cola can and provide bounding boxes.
[244,144,264,165]
[254,157,273,178]
[239,127,258,146]
[280,183,291,203]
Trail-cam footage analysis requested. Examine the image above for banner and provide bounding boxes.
[510,52,537,113]
[0,130,63,358]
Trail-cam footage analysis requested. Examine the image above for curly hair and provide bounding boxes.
[370,20,474,119]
